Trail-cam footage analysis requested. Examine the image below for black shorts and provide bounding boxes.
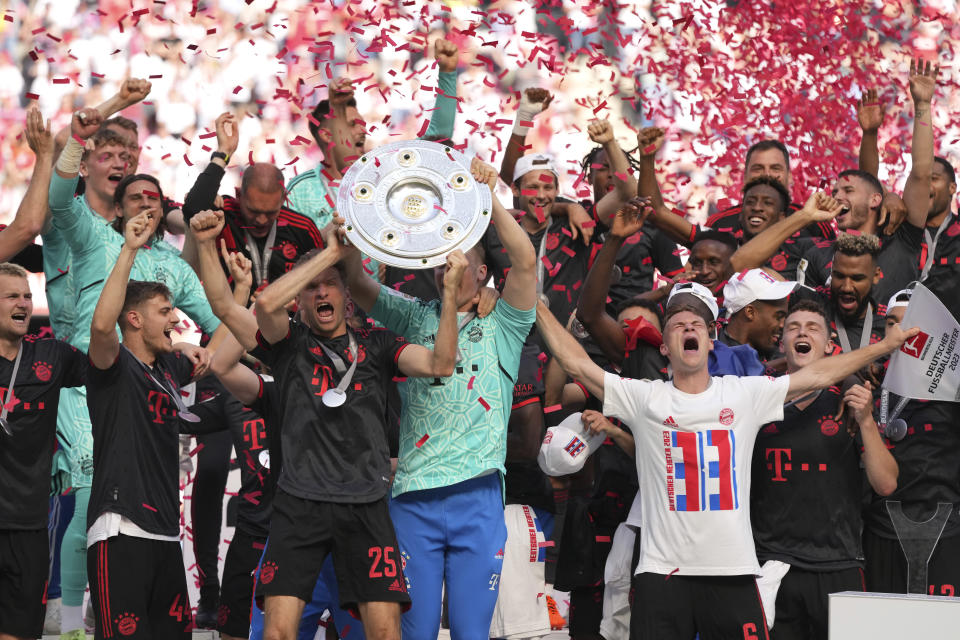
[631,573,769,640]
[568,584,604,635]
[0,528,48,638]
[218,528,267,638]
[772,565,863,640]
[863,528,960,597]
[256,489,410,612]
[88,534,192,639]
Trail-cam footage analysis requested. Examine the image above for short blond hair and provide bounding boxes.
[0,263,29,279]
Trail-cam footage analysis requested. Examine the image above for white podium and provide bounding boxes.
[829,591,960,638]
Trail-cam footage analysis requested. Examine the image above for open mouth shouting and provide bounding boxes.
[793,339,812,355]
[836,292,859,314]
[11,312,27,328]
[682,336,699,355]
[316,302,335,323]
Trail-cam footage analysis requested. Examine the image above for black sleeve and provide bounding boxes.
[57,341,88,388]
[253,320,298,368]
[182,162,226,221]
[171,351,198,387]
[650,228,684,277]
[893,221,924,254]
[10,242,43,273]
[181,390,231,435]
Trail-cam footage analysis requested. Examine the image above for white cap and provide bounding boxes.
[666,281,719,321]
[886,288,913,312]
[537,412,607,477]
[723,269,797,315]
[514,153,558,182]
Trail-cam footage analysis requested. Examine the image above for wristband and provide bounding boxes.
[512,100,542,136]
[211,151,230,164]
[56,137,84,174]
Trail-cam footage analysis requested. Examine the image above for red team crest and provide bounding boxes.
[719,408,734,425]
[819,417,839,436]
[281,241,297,260]
[32,361,51,382]
[115,612,139,636]
[260,561,278,584]
[900,331,930,359]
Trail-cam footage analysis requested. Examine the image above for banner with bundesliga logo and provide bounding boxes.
[884,283,960,402]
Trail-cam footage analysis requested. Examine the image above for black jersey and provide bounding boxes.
[620,340,668,382]
[238,376,280,538]
[0,337,86,529]
[87,347,195,536]
[581,200,684,314]
[796,223,923,309]
[483,216,598,327]
[182,163,324,288]
[254,321,407,503]
[864,399,960,539]
[752,385,863,570]
[505,340,551,511]
[704,201,834,241]
[793,286,886,353]
[920,213,960,322]
[189,375,279,539]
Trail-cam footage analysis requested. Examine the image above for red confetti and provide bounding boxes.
[415,433,429,448]
[478,397,490,411]
[142,503,158,512]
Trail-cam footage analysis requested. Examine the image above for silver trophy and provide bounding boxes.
[337,140,493,269]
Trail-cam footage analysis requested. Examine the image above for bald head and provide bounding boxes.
[238,163,287,238]
[241,163,285,196]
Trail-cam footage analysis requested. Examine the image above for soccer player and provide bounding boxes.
[181,112,324,292]
[535,264,918,638]
[720,269,797,362]
[253,228,465,640]
[341,158,537,639]
[863,289,960,597]
[0,263,87,640]
[85,212,210,639]
[751,299,898,638]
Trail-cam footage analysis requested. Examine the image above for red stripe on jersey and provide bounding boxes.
[512,396,540,410]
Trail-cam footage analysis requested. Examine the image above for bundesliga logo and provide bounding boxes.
[900,331,930,359]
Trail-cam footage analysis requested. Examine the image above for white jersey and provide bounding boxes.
[603,372,790,577]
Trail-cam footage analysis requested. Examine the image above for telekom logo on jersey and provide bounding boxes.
[662,416,738,512]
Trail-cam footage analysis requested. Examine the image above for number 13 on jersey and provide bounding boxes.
[663,429,738,512]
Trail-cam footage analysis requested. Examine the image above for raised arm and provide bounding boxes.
[0,108,54,260]
[536,300,606,400]
[786,323,918,401]
[576,198,651,364]
[48,108,103,244]
[210,329,261,405]
[902,59,940,229]
[475,159,536,310]
[730,192,841,272]
[421,37,459,142]
[636,127,695,245]
[857,88,883,178]
[499,88,552,184]
[182,112,238,220]
[191,209,258,349]
[52,79,152,160]
[254,239,343,343]
[89,213,152,368]
[589,120,639,225]
[395,251,463,379]
[842,381,898,496]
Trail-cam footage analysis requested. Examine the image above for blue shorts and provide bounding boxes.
[389,472,507,640]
